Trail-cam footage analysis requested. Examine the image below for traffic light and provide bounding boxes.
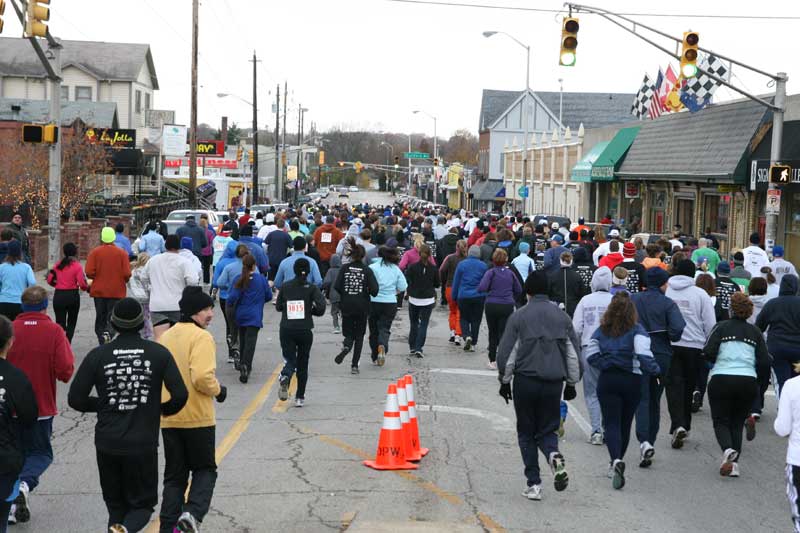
[25,0,50,38]
[394,156,399,168]
[42,123,57,143]
[248,150,254,164]
[559,17,579,67]
[433,158,439,166]
[338,161,344,167]
[680,31,699,78]
[770,164,792,185]
[0,0,6,34]
[354,161,363,173]
[21,123,57,143]
[236,147,243,161]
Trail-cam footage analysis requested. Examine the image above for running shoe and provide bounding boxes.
[557,418,565,438]
[377,345,386,367]
[720,448,739,477]
[522,484,542,501]
[227,355,234,364]
[589,432,604,446]
[487,361,497,370]
[232,349,241,371]
[415,350,424,359]
[109,525,128,533]
[295,398,304,408]
[691,390,702,413]
[549,452,569,492]
[333,327,341,335]
[612,460,626,490]
[464,338,473,352]
[334,345,351,365]
[351,367,360,375]
[745,415,757,441]
[278,377,289,401]
[13,481,30,523]
[239,363,249,384]
[409,349,416,356]
[448,335,455,344]
[176,511,199,533]
[453,336,462,347]
[671,427,688,449]
[639,441,655,468]
[729,462,740,477]
[7,504,16,525]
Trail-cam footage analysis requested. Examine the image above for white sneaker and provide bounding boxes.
[589,432,604,446]
[671,427,688,449]
[333,327,341,335]
[521,484,542,501]
[109,524,129,533]
[720,448,739,476]
[14,480,30,523]
[7,504,16,525]
[177,511,199,532]
[487,361,498,370]
[453,335,462,346]
[729,462,740,477]
[639,441,655,468]
[295,398,305,408]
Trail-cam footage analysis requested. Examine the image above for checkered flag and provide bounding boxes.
[631,74,656,119]
[684,54,730,101]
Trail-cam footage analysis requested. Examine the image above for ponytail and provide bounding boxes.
[235,254,256,290]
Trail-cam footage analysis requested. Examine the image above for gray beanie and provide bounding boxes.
[468,245,481,258]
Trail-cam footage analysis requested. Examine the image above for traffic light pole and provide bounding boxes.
[766,73,787,253]
[47,42,62,268]
[274,83,280,201]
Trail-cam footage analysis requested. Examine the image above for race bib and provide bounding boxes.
[321,232,333,243]
[287,300,305,320]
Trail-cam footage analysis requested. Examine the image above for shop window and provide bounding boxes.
[675,198,694,236]
[703,195,729,234]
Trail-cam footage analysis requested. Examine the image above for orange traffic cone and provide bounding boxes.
[404,374,429,458]
[396,378,421,461]
[363,383,418,470]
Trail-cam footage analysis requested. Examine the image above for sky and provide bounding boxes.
[31,0,800,138]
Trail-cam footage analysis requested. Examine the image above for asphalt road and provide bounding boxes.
[17,192,793,532]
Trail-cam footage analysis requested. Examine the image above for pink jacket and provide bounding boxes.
[52,260,89,291]
[398,247,436,272]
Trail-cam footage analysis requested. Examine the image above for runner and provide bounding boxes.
[48,242,88,343]
[226,254,273,383]
[547,251,584,317]
[67,298,188,533]
[179,237,203,284]
[322,254,343,334]
[572,267,614,445]
[6,286,74,525]
[703,292,771,478]
[368,246,407,366]
[0,315,37,531]
[770,245,798,285]
[334,243,378,373]
[86,227,132,344]
[139,221,165,257]
[276,258,326,405]
[756,274,800,397]
[774,371,800,532]
[405,244,440,358]
[175,215,208,260]
[439,239,467,345]
[742,233,770,278]
[273,236,323,289]
[0,241,35,321]
[158,286,225,533]
[496,271,579,500]
[212,243,247,365]
[452,246,488,353]
[128,252,153,340]
[313,215,344,276]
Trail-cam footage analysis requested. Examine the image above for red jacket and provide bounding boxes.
[313,224,344,262]
[467,227,483,248]
[8,312,74,417]
[86,243,131,298]
[599,252,624,271]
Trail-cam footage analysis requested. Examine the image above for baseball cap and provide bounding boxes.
[773,245,785,257]
[608,229,620,238]
[551,222,560,230]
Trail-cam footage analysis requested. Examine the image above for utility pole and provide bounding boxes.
[282,81,288,201]
[766,73,788,253]
[188,0,199,206]
[250,51,261,204]
[274,83,280,201]
[47,41,62,268]
[297,104,302,202]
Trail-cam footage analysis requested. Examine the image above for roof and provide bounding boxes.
[535,92,638,130]
[617,98,770,182]
[0,98,119,128]
[472,179,506,200]
[0,38,159,89]
[479,89,521,132]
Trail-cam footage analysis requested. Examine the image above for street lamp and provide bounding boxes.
[483,30,531,214]
[412,110,438,202]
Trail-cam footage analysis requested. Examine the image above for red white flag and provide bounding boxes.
[660,65,679,106]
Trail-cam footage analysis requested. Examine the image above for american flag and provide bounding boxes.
[648,69,666,119]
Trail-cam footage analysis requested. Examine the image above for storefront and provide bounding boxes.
[470,180,506,212]
[750,158,800,265]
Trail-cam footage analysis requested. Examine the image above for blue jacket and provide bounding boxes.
[274,251,322,289]
[114,232,133,256]
[139,231,165,256]
[452,256,488,301]
[239,236,269,275]
[265,230,293,270]
[212,240,240,299]
[585,323,660,376]
[0,262,36,304]
[369,260,408,303]
[631,287,686,361]
[227,272,273,328]
[543,245,568,275]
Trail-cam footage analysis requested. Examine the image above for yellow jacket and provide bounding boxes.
[160,322,221,428]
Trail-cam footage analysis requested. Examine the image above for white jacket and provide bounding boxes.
[775,375,800,466]
[771,258,798,286]
[742,245,769,278]
[665,275,716,349]
[572,267,613,347]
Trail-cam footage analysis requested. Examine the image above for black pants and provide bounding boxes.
[200,255,213,284]
[707,374,757,455]
[96,448,158,532]
[694,360,712,403]
[280,328,313,399]
[93,297,120,344]
[369,302,397,358]
[512,375,562,486]
[457,297,485,344]
[225,301,239,353]
[159,427,217,533]
[53,289,80,343]
[485,302,514,362]
[219,298,231,351]
[0,302,21,322]
[342,312,368,368]
[408,303,434,353]
[666,346,700,433]
[239,326,260,371]
[598,369,642,462]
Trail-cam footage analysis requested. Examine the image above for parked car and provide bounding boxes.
[162,209,219,235]
[338,190,349,199]
[317,187,330,198]
[297,195,313,204]
[349,185,359,192]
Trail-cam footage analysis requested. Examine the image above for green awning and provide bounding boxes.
[571,126,640,182]
[571,141,609,182]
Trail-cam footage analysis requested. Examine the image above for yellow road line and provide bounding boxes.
[144,363,283,533]
[271,375,298,413]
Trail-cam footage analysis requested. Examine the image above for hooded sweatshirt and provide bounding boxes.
[452,255,488,301]
[572,267,614,347]
[756,274,800,350]
[478,265,521,306]
[665,275,717,349]
[369,260,408,304]
[322,254,343,303]
[632,272,686,366]
[212,240,240,299]
[336,258,379,312]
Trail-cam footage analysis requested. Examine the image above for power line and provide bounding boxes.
[385,0,800,20]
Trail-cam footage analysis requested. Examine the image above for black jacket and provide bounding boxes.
[436,234,459,266]
[756,274,800,350]
[176,219,208,257]
[67,332,187,455]
[704,317,772,386]
[334,261,378,315]
[573,261,596,296]
[276,277,327,329]
[547,266,586,317]
[0,359,37,476]
[405,260,440,300]
[714,276,739,322]
[619,259,646,293]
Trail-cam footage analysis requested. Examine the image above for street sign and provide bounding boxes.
[766,189,782,216]
[403,152,430,160]
[770,164,792,184]
[518,186,529,198]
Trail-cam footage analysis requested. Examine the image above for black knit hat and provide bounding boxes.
[675,258,696,278]
[179,286,214,317]
[111,298,144,332]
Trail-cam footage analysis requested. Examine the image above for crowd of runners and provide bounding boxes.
[1,200,800,531]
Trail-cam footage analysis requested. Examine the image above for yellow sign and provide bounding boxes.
[448,163,463,188]
[287,165,298,180]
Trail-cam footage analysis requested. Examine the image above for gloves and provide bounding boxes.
[216,385,227,403]
[563,384,577,401]
[499,383,512,404]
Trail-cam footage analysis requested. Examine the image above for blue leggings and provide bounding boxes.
[598,369,642,462]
